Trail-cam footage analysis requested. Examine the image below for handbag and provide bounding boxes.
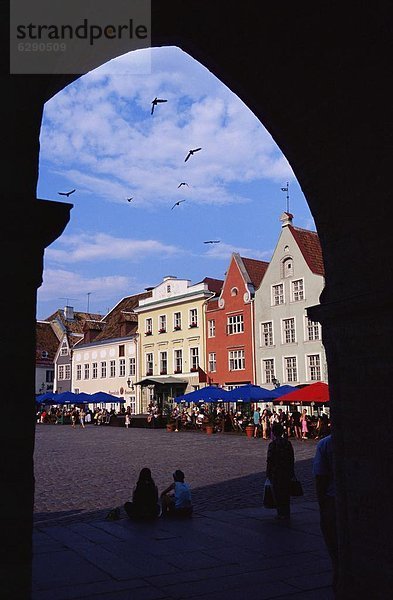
[290,477,304,497]
[263,478,276,508]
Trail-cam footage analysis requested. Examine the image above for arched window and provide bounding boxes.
[282,257,293,278]
[231,287,238,296]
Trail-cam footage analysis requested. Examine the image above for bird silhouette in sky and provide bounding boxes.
[171,199,186,210]
[151,97,167,114]
[204,240,221,244]
[177,182,189,188]
[58,189,76,197]
[184,148,202,162]
[126,197,134,202]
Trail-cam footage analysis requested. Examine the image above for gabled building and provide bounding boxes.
[71,291,151,413]
[254,212,327,388]
[35,321,61,395]
[46,305,103,394]
[205,253,269,388]
[134,276,223,411]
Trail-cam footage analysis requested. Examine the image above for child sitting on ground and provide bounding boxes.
[160,469,193,517]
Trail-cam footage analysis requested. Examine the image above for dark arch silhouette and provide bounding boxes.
[2,2,392,597]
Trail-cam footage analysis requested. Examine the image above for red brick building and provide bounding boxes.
[205,253,269,388]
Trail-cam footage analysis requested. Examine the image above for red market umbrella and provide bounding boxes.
[273,382,329,404]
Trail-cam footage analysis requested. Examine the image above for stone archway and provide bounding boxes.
[2,2,392,597]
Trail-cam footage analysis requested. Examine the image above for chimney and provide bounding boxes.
[280,212,294,227]
[64,306,74,320]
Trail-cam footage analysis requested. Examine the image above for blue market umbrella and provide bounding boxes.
[225,384,279,402]
[271,385,297,397]
[90,391,125,403]
[35,392,57,403]
[175,385,230,403]
[55,391,80,404]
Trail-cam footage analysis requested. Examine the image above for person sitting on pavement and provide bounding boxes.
[160,469,193,517]
[124,467,161,519]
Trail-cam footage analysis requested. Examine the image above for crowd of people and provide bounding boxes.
[36,405,129,427]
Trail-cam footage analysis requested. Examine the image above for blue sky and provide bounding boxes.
[36,46,315,319]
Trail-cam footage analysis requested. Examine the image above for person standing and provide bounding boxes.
[266,422,295,520]
[79,408,86,429]
[313,434,338,594]
[300,409,309,439]
[125,412,131,429]
[253,407,261,438]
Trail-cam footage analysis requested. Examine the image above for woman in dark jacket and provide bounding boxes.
[124,468,160,519]
[266,422,295,520]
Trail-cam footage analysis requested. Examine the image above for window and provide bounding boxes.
[159,314,167,333]
[208,352,216,372]
[307,354,321,381]
[227,314,244,334]
[231,287,238,296]
[262,359,275,384]
[84,364,90,379]
[160,351,167,374]
[145,318,152,335]
[208,319,216,337]
[282,257,293,277]
[283,318,296,343]
[285,357,298,382]
[174,349,182,373]
[100,361,107,378]
[174,312,182,330]
[110,360,116,378]
[129,357,136,376]
[190,347,199,371]
[60,340,68,356]
[92,362,98,379]
[58,365,64,380]
[146,353,153,376]
[189,308,198,327]
[292,279,304,301]
[76,364,82,380]
[261,321,273,346]
[306,316,321,341]
[272,284,284,305]
[119,358,126,377]
[129,396,136,415]
[65,364,71,380]
[229,349,245,371]
[46,370,54,383]
[119,344,125,357]
[166,284,171,293]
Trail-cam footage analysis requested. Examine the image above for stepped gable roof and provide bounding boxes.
[35,321,60,365]
[93,291,151,342]
[240,256,270,289]
[288,225,325,276]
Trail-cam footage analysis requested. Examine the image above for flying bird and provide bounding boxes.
[151,97,167,114]
[177,182,189,188]
[171,199,186,210]
[126,197,134,202]
[184,148,202,162]
[58,189,76,197]
[204,240,221,244]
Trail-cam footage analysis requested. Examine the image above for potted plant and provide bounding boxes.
[243,415,255,438]
[163,403,175,432]
[145,330,152,336]
[174,325,181,331]
[203,405,216,435]
[189,322,198,328]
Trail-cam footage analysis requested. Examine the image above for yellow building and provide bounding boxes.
[134,276,222,412]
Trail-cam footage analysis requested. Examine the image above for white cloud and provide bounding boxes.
[37,268,133,304]
[39,47,294,208]
[46,233,181,263]
[203,242,272,262]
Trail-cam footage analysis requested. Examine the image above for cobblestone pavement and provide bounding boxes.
[34,425,318,527]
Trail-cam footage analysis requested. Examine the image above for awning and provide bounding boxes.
[273,382,329,404]
[135,376,188,386]
[175,385,230,403]
[225,384,279,402]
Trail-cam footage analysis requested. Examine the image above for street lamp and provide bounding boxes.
[272,377,280,389]
[127,378,134,391]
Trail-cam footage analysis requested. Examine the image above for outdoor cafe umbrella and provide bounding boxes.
[89,391,125,403]
[224,384,279,402]
[54,391,80,404]
[35,391,57,404]
[273,382,330,404]
[175,385,230,403]
[271,385,297,397]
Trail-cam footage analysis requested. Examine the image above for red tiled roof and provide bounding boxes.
[45,309,103,334]
[35,321,59,364]
[288,225,325,276]
[92,291,151,342]
[240,257,270,289]
[201,277,224,295]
